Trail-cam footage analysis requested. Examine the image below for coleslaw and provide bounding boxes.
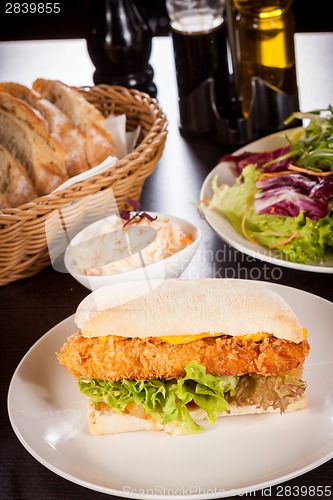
[81,214,194,276]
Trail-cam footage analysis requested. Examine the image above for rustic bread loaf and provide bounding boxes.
[0,82,89,177]
[0,91,67,196]
[33,79,118,167]
[0,144,38,209]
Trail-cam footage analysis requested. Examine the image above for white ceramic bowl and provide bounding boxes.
[64,212,201,291]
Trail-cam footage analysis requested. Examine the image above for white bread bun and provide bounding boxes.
[0,91,67,195]
[0,144,38,208]
[0,81,90,177]
[75,279,304,343]
[87,395,308,435]
[32,78,118,167]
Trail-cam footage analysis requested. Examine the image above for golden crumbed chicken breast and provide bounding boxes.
[57,333,310,381]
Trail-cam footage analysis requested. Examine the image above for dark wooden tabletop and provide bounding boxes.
[0,35,332,500]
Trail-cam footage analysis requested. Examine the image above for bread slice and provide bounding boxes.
[88,401,164,435]
[75,279,305,343]
[0,91,67,195]
[87,395,308,435]
[33,79,118,166]
[0,82,89,177]
[0,144,37,208]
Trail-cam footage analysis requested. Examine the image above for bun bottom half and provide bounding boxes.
[87,396,308,436]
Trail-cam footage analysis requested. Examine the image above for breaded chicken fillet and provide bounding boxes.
[58,332,309,381]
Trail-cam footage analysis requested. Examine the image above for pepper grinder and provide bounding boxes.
[86,0,157,98]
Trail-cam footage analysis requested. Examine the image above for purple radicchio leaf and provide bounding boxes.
[254,186,328,220]
[309,176,333,201]
[256,174,317,195]
[221,147,293,175]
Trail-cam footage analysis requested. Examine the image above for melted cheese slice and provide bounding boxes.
[159,333,221,344]
[99,336,109,343]
[160,329,308,344]
[159,332,272,345]
[98,329,307,344]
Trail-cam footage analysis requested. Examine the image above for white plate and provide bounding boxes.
[200,129,333,273]
[7,281,333,499]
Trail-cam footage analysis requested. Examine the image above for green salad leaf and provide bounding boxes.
[79,361,239,434]
[286,106,333,171]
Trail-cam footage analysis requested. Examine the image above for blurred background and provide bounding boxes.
[0,0,331,42]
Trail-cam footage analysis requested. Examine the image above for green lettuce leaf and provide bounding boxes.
[209,164,333,264]
[78,361,239,434]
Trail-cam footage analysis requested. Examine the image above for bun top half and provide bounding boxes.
[74,279,304,343]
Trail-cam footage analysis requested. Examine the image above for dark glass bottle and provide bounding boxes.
[233,0,299,124]
[86,0,157,97]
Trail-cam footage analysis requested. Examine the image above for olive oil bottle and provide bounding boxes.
[233,0,298,119]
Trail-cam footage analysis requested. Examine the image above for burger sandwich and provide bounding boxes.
[57,279,310,435]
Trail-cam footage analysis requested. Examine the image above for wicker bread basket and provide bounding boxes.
[0,84,168,286]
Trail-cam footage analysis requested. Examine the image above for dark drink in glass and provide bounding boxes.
[166,4,231,133]
[171,18,230,116]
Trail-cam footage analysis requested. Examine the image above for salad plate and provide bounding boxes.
[7,282,333,499]
[200,128,333,273]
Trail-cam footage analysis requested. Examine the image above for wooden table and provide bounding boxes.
[0,35,332,500]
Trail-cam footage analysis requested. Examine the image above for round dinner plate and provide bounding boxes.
[7,281,333,499]
[200,128,333,273]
